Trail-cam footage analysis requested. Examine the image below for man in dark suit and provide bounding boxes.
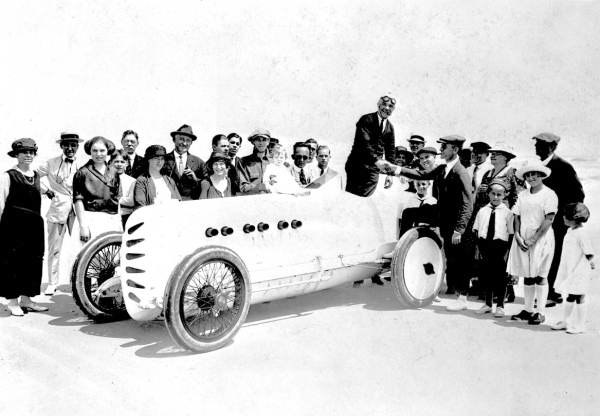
[395,135,473,310]
[121,130,145,178]
[163,124,206,200]
[345,95,396,197]
[533,132,585,306]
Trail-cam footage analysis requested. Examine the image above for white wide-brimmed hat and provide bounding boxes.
[515,159,551,180]
[488,142,516,160]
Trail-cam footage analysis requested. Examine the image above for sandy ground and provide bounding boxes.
[1,165,599,416]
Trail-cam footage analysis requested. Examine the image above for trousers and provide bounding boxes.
[478,238,510,307]
[47,221,69,285]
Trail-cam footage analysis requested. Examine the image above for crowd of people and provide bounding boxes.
[0,94,595,335]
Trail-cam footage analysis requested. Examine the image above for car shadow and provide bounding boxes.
[43,280,416,358]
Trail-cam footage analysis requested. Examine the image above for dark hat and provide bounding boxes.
[269,137,280,145]
[532,132,560,144]
[437,135,466,146]
[488,178,510,191]
[56,131,83,144]
[565,202,590,223]
[170,124,197,141]
[8,138,38,157]
[395,145,414,161]
[416,146,438,157]
[144,145,167,160]
[470,141,491,153]
[206,151,231,167]
[83,136,116,156]
[248,128,271,142]
[408,134,425,144]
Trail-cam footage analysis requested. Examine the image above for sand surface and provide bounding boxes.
[1,162,599,416]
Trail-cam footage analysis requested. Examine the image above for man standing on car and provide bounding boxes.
[345,94,396,197]
[163,124,205,200]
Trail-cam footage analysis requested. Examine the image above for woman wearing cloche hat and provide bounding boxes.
[0,138,49,316]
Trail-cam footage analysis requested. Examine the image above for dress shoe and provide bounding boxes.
[446,296,468,311]
[20,302,49,312]
[528,312,545,325]
[475,304,492,314]
[510,310,533,322]
[371,276,385,286]
[44,284,57,296]
[352,280,363,288]
[7,304,24,317]
[545,299,557,308]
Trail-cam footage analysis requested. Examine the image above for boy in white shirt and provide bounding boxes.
[472,178,514,317]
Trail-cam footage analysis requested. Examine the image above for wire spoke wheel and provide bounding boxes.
[165,247,250,353]
[71,231,129,322]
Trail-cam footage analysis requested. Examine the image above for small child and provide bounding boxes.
[263,144,308,195]
[472,179,514,317]
[398,179,438,237]
[551,203,596,334]
[507,161,558,325]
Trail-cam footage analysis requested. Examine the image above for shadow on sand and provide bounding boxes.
[43,281,415,358]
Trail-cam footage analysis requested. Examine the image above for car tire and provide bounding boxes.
[164,246,251,353]
[391,226,445,308]
[71,231,129,322]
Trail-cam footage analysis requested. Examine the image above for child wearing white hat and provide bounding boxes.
[507,160,558,325]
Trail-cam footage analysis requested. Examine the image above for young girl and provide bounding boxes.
[507,161,558,325]
[0,139,49,316]
[551,203,596,334]
[263,144,308,195]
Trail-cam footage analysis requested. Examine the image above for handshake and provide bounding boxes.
[375,159,400,175]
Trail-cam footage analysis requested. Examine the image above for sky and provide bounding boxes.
[1,0,599,171]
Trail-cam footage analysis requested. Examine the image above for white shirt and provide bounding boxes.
[473,202,514,241]
[152,176,173,204]
[376,114,387,133]
[405,193,437,209]
[118,173,136,215]
[290,163,320,187]
[443,156,460,178]
[38,154,87,223]
[175,151,188,175]
[468,160,492,192]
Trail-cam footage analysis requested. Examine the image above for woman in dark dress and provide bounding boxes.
[0,139,48,316]
[199,151,234,199]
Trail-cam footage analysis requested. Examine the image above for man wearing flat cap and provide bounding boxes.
[344,95,397,197]
[394,135,473,309]
[467,141,492,195]
[38,132,86,295]
[533,132,585,306]
[237,128,272,194]
[407,134,425,163]
[163,124,206,200]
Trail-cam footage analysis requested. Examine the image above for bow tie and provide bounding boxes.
[65,158,74,164]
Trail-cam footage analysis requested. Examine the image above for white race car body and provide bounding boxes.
[121,181,409,321]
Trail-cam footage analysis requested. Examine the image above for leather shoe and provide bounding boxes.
[20,302,49,312]
[371,276,384,286]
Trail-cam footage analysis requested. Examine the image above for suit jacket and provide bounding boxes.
[346,112,395,168]
[163,151,205,200]
[125,153,146,178]
[543,154,585,218]
[402,161,473,235]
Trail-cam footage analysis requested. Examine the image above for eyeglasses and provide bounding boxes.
[294,155,309,160]
[254,137,270,142]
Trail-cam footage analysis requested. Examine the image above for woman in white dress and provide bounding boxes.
[507,161,558,325]
[551,203,596,333]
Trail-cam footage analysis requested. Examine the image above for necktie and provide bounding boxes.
[380,118,385,133]
[299,168,307,185]
[178,155,184,175]
[486,207,496,241]
[125,155,132,175]
[320,167,324,176]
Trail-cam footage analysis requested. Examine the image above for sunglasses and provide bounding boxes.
[294,155,309,160]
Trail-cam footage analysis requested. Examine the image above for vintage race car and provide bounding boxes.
[71,179,445,353]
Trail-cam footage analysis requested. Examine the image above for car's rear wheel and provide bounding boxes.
[71,231,129,322]
[164,246,251,353]
[391,226,445,308]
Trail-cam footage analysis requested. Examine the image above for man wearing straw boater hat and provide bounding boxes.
[345,94,397,197]
[38,132,85,295]
[532,132,585,307]
[163,124,206,200]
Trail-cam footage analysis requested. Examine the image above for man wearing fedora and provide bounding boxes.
[533,132,585,306]
[394,135,473,308]
[237,128,272,194]
[38,132,86,295]
[163,124,206,200]
[345,94,397,197]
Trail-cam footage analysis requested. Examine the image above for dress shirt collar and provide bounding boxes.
[443,156,459,177]
[541,153,554,166]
